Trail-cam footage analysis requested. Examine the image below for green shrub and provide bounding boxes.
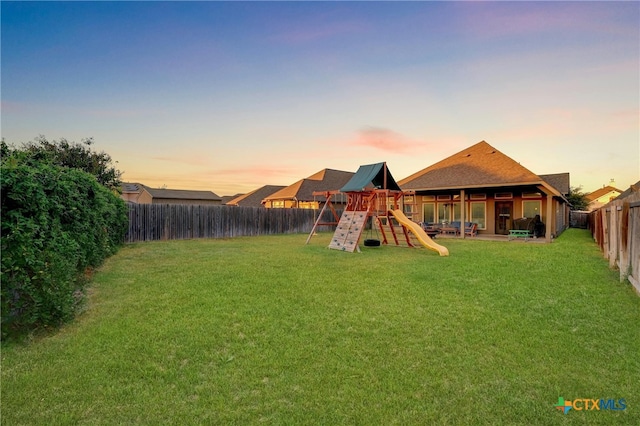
[1,157,128,339]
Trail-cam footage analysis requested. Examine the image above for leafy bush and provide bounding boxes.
[17,135,123,192]
[1,155,128,340]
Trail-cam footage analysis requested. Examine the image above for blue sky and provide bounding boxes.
[2,1,638,196]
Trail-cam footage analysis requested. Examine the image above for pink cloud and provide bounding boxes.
[351,127,423,153]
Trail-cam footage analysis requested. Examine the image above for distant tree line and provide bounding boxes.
[1,136,128,340]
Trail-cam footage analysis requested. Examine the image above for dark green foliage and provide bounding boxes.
[567,185,590,211]
[5,135,123,192]
[1,151,128,340]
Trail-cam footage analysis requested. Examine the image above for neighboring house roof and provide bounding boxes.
[614,181,639,201]
[221,194,243,205]
[341,162,402,192]
[226,185,285,207]
[263,169,354,203]
[122,183,143,193]
[144,186,222,201]
[585,185,623,202]
[121,182,221,202]
[398,140,564,198]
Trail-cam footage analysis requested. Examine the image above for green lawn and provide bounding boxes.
[2,229,638,425]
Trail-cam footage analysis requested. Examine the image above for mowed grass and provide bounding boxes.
[2,229,639,425]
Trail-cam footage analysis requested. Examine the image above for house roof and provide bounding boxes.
[398,141,563,198]
[142,185,221,201]
[341,162,402,192]
[226,185,285,207]
[614,181,639,201]
[122,182,143,193]
[539,173,570,196]
[221,194,243,204]
[263,169,354,202]
[585,185,623,201]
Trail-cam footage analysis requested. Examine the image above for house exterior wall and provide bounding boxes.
[403,187,567,238]
[121,190,153,204]
[264,199,348,209]
[588,190,622,211]
[264,199,300,208]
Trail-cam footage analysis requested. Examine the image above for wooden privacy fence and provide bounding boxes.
[569,211,589,229]
[126,203,339,243]
[589,185,640,294]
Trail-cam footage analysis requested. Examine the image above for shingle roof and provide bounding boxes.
[226,185,285,207]
[586,185,623,201]
[122,182,143,193]
[263,169,354,202]
[539,173,570,196]
[143,185,221,201]
[399,141,548,191]
[221,194,243,204]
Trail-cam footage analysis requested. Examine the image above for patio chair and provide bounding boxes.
[464,222,478,237]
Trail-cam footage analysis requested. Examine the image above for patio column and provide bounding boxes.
[460,189,465,239]
[546,194,553,242]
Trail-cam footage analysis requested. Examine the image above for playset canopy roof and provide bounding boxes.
[340,162,401,192]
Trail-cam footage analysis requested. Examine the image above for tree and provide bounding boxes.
[567,186,589,211]
[8,135,123,192]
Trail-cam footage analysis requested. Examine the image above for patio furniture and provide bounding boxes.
[508,229,532,241]
[464,222,478,237]
[420,222,441,239]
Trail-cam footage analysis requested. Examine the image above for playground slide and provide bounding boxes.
[390,210,449,256]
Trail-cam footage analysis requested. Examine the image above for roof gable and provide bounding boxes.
[586,185,623,201]
[263,169,354,202]
[226,185,285,207]
[399,141,543,190]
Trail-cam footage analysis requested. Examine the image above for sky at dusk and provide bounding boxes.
[2,1,638,196]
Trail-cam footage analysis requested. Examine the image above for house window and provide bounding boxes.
[422,203,436,224]
[522,192,542,198]
[271,200,285,208]
[453,202,461,221]
[470,202,486,229]
[404,203,415,215]
[437,202,460,223]
[495,192,513,199]
[298,201,317,209]
[470,193,486,200]
[437,203,450,223]
[437,195,452,201]
[422,195,436,202]
[523,200,541,218]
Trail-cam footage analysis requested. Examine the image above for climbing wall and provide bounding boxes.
[329,211,368,252]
